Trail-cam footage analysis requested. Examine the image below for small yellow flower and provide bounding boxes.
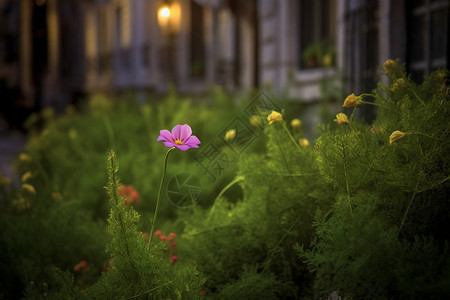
[322,53,332,67]
[299,138,310,147]
[19,153,32,162]
[224,129,236,141]
[52,192,63,201]
[334,113,349,125]
[68,129,78,140]
[22,183,36,195]
[291,118,302,129]
[0,171,11,186]
[21,171,33,183]
[343,93,363,108]
[41,107,55,119]
[12,196,31,211]
[389,130,407,144]
[267,111,283,124]
[392,78,406,91]
[249,115,261,127]
[384,59,397,73]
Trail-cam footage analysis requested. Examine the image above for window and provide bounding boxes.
[97,8,110,75]
[407,0,449,82]
[298,0,336,69]
[344,0,379,122]
[190,0,205,77]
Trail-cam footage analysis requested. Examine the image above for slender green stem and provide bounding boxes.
[339,138,353,215]
[122,281,173,300]
[215,176,244,202]
[413,131,450,143]
[208,176,244,221]
[410,88,427,108]
[359,93,391,110]
[102,115,116,149]
[282,122,302,151]
[361,101,390,110]
[350,107,357,121]
[149,147,175,245]
[399,180,419,233]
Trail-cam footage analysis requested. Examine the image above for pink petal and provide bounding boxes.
[157,130,174,142]
[163,141,176,148]
[171,125,183,140]
[176,144,191,151]
[179,124,192,142]
[184,135,201,146]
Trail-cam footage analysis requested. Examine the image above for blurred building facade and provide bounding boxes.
[0,0,449,124]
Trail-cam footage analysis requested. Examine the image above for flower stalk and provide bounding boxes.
[149,147,175,245]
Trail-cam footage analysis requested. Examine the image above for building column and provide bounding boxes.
[43,0,60,107]
[19,0,33,107]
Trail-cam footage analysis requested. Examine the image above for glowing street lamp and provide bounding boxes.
[157,1,181,35]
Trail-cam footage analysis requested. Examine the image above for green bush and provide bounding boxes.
[1,63,448,299]
[298,64,450,298]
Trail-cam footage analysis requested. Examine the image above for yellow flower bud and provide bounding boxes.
[249,115,261,127]
[224,129,236,141]
[19,153,32,162]
[12,196,31,211]
[343,93,363,108]
[21,171,33,183]
[291,118,302,129]
[267,111,283,124]
[383,59,397,73]
[22,183,36,195]
[334,113,349,125]
[52,192,63,201]
[392,78,406,91]
[389,130,407,144]
[299,138,310,147]
[0,172,11,186]
[68,129,78,140]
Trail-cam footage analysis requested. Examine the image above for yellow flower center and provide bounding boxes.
[175,139,183,145]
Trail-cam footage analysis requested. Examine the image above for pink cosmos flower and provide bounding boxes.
[157,124,201,151]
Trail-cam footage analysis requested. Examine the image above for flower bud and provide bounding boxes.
[343,93,363,108]
[389,130,407,144]
[291,118,302,129]
[299,138,310,147]
[224,129,236,141]
[267,111,283,124]
[334,113,349,125]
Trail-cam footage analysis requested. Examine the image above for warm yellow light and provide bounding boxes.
[159,7,170,18]
[157,2,181,34]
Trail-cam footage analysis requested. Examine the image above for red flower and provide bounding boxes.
[101,267,107,273]
[200,290,206,295]
[168,233,177,241]
[171,242,177,247]
[74,260,90,272]
[153,230,163,237]
[170,256,178,264]
[118,185,140,206]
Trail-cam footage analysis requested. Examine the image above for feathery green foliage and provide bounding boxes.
[179,112,335,298]
[81,150,204,299]
[298,64,450,298]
